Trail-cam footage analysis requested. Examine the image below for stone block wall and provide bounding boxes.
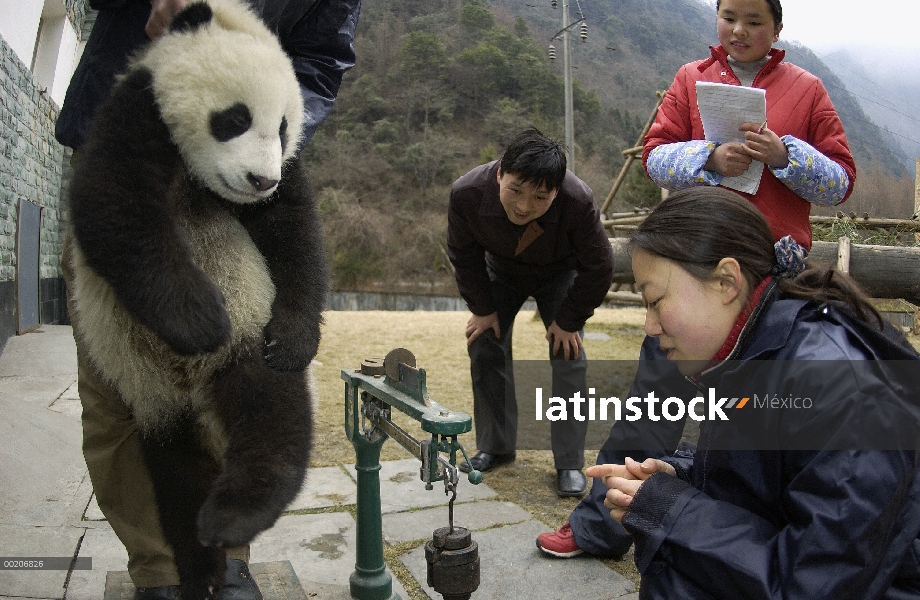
[0,33,71,347]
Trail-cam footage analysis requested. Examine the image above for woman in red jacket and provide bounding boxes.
[642,0,855,249]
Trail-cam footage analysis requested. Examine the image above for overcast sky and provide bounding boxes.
[777,1,920,54]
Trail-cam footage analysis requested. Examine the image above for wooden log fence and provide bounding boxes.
[607,236,920,306]
[605,214,920,235]
[809,215,920,234]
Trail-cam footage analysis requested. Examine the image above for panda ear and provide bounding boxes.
[169,1,213,33]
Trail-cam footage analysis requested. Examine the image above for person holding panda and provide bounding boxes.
[55,1,360,599]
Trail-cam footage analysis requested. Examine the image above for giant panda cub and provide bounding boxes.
[66,0,327,596]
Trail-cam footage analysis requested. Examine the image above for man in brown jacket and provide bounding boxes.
[447,129,614,497]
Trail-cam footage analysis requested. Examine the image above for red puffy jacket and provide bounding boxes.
[643,46,856,249]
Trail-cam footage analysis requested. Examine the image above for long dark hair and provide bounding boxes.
[630,187,883,328]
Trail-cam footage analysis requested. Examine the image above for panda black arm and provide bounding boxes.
[70,67,231,355]
[239,156,329,371]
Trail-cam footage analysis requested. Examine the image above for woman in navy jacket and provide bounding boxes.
[591,187,920,599]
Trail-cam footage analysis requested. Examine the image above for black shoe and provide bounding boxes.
[135,587,180,600]
[459,451,516,473]
[219,559,263,600]
[556,469,587,497]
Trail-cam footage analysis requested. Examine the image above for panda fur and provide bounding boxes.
[66,0,327,596]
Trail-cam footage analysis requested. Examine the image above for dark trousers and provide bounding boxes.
[468,266,589,470]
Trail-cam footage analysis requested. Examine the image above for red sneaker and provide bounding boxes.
[536,523,584,558]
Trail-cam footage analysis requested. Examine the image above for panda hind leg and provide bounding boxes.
[197,353,313,548]
[139,414,227,600]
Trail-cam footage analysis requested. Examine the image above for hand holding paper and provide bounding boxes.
[738,121,789,170]
[696,81,767,194]
[705,142,754,177]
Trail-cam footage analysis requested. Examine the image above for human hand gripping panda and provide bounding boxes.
[66,0,328,597]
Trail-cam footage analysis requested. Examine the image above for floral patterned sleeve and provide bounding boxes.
[646,141,722,190]
[770,136,850,206]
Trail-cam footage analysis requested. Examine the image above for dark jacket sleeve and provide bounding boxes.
[57,0,360,150]
[281,0,360,147]
[625,449,919,600]
[553,184,613,332]
[447,184,495,317]
[621,345,920,600]
[55,1,152,149]
[567,336,695,558]
[621,297,920,598]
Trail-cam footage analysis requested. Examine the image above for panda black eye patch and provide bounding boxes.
[209,103,252,142]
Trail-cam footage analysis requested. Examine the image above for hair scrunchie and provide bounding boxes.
[772,235,808,278]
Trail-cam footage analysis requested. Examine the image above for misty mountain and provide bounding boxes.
[820,47,920,179]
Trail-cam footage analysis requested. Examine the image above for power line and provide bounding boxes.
[811,50,920,117]
[822,82,920,147]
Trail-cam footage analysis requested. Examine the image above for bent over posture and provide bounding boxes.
[447,129,613,498]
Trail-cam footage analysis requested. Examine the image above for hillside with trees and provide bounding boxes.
[307,0,916,293]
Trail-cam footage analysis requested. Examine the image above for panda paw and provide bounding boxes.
[146,280,232,355]
[262,313,318,371]
[197,500,269,550]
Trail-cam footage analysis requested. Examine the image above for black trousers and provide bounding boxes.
[467,266,590,470]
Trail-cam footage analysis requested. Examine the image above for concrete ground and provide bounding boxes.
[0,326,637,600]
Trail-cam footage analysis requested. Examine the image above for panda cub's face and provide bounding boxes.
[200,97,292,203]
[140,0,305,205]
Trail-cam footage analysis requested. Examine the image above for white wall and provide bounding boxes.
[0,0,44,67]
[32,13,79,107]
[50,20,79,107]
[1,0,82,108]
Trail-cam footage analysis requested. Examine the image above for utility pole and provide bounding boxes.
[561,0,574,171]
[914,158,919,243]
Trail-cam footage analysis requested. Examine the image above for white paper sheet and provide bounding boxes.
[696,81,767,194]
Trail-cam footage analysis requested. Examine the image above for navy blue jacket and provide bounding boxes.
[55,0,360,150]
[621,282,920,599]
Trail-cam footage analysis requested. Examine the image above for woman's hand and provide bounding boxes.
[741,123,789,169]
[704,142,754,177]
[586,457,676,523]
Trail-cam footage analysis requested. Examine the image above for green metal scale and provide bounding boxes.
[342,348,483,600]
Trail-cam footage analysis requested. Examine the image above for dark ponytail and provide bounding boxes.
[630,187,883,329]
[778,266,883,328]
